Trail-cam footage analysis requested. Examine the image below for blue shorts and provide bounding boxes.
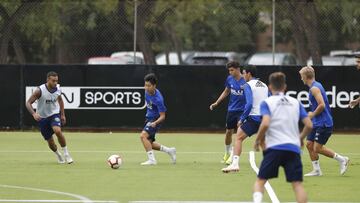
[38,114,61,140]
[240,117,260,137]
[307,126,333,145]
[226,111,242,130]
[143,118,161,142]
[258,149,303,182]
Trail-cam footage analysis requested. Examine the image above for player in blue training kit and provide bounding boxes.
[210,61,246,164]
[25,71,73,164]
[253,72,312,203]
[222,65,269,173]
[140,73,176,166]
[299,66,349,176]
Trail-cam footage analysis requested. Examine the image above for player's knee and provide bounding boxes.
[140,132,148,140]
[53,128,62,135]
[306,142,313,150]
[314,145,322,153]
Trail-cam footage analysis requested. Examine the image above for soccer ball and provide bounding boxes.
[107,154,122,169]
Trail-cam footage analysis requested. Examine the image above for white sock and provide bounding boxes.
[225,144,231,154]
[160,145,171,153]
[232,155,239,166]
[54,150,62,158]
[253,191,263,203]
[312,160,321,171]
[62,146,69,156]
[333,153,345,162]
[147,150,156,161]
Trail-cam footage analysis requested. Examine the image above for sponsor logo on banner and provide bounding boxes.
[25,86,146,110]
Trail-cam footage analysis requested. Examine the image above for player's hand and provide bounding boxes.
[61,115,66,125]
[209,102,218,111]
[254,141,260,152]
[308,111,314,119]
[300,138,305,148]
[237,120,242,128]
[349,100,359,109]
[32,113,41,122]
[150,122,157,128]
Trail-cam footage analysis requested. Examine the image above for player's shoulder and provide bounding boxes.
[155,89,164,100]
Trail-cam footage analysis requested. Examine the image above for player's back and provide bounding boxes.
[247,79,269,116]
[309,81,333,127]
[37,84,61,118]
[262,93,302,150]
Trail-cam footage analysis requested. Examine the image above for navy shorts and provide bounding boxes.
[240,117,260,137]
[307,126,333,145]
[258,149,303,182]
[226,111,243,130]
[143,118,161,142]
[38,114,61,140]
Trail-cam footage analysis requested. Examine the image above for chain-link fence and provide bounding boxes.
[1,0,359,65]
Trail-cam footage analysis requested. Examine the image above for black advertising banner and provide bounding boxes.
[0,65,359,130]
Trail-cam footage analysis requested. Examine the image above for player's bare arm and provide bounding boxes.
[309,87,325,119]
[26,88,41,122]
[254,115,270,151]
[58,95,66,125]
[349,97,360,108]
[150,112,165,128]
[300,117,313,147]
[210,87,230,110]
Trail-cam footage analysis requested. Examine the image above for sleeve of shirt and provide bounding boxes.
[225,77,230,88]
[260,101,271,116]
[240,84,253,122]
[299,103,308,120]
[156,97,167,113]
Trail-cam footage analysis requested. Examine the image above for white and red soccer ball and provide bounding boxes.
[107,154,122,169]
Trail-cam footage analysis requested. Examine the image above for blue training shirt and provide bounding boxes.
[225,75,246,112]
[309,81,333,127]
[145,89,167,120]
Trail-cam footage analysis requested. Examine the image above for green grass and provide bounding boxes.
[0,132,359,202]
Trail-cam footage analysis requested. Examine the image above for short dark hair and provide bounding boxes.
[269,72,286,91]
[47,71,58,78]
[226,61,240,69]
[144,73,157,85]
[243,65,257,77]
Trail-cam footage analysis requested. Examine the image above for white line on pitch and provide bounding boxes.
[129,201,360,203]
[0,200,117,203]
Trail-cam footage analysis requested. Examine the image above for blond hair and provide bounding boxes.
[299,66,315,79]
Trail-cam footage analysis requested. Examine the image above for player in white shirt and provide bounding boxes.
[222,65,269,173]
[253,72,312,203]
[26,71,73,164]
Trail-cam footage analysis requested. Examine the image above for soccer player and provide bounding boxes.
[299,66,349,176]
[349,54,360,108]
[140,73,176,165]
[252,72,312,203]
[222,65,269,173]
[210,61,246,164]
[25,71,73,164]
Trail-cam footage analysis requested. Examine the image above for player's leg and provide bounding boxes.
[140,130,157,165]
[152,142,176,164]
[253,178,266,203]
[304,128,322,176]
[46,137,65,164]
[313,127,349,175]
[222,128,233,163]
[291,182,307,203]
[52,126,73,164]
[39,118,64,163]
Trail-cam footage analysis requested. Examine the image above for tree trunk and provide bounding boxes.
[0,0,42,64]
[288,0,322,65]
[137,0,156,64]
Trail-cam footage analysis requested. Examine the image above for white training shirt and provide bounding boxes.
[260,93,308,154]
[37,84,61,118]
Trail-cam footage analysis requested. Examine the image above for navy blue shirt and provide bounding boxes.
[309,81,333,127]
[145,89,167,120]
[225,75,246,112]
